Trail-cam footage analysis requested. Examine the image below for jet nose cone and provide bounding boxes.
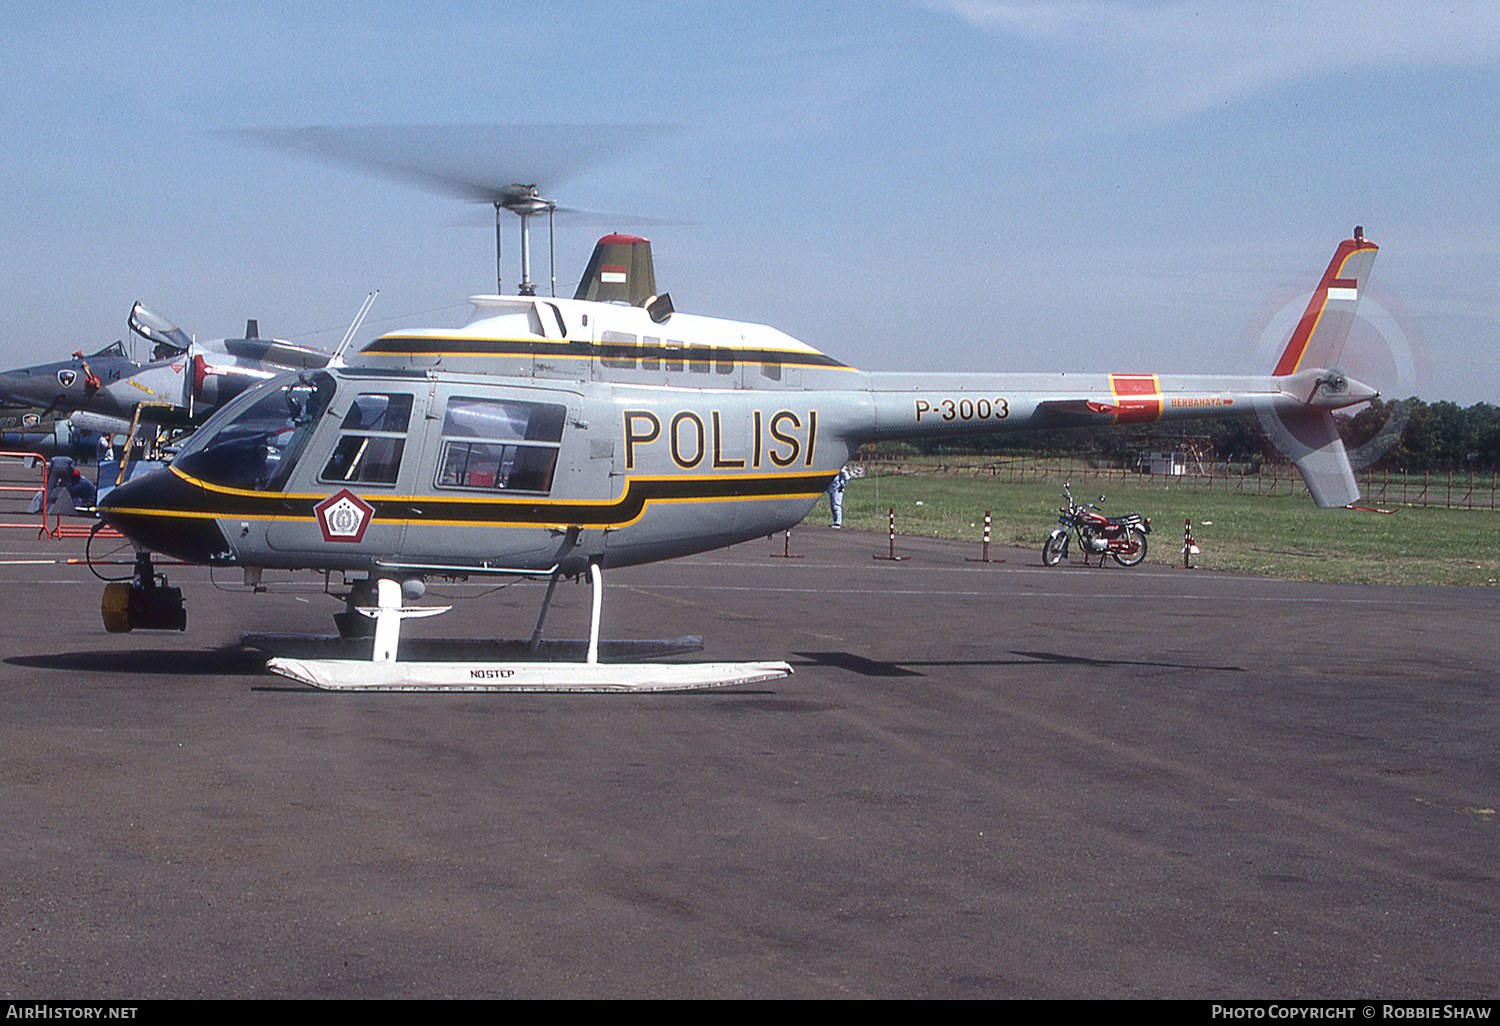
[0,370,30,403]
[99,467,231,564]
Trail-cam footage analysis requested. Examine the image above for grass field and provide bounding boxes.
[816,469,1500,586]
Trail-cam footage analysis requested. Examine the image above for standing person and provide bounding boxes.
[826,465,853,528]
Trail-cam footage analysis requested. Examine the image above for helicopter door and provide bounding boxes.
[411,387,582,569]
[266,389,420,555]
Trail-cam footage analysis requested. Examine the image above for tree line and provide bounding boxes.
[913,398,1500,473]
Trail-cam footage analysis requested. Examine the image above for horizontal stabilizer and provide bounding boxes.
[1261,408,1360,508]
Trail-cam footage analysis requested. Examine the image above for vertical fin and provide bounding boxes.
[1261,231,1380,507]
[574,233,658,306]
[1272,229,1379,376]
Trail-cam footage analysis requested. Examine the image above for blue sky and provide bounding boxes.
[2,1,1496,402]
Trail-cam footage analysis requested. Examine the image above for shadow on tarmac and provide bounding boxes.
[5,646,267,675]
[793,650,1246,678]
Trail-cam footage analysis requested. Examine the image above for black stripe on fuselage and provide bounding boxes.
[112,467,837,529]
[358,337,851,370]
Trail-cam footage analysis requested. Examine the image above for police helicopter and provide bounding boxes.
[92,128,1381,692]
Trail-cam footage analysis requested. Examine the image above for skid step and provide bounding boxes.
[265,658,792,693]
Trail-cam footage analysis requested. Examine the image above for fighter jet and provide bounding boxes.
[0,302,332,435]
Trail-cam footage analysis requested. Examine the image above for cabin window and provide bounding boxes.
[600,329,637,369]
[319,393,413,485]
[640,336,661,370]
[541,302,567,338]
[688,345,712,373]
[172,372,334,492]
[663,340,684,372]
[716,350,735,374]
[435,395,566,494]
[760,353,782,381]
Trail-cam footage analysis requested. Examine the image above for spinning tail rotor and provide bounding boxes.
[1261,228,1381,508]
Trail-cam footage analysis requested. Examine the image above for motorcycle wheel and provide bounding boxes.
[1042,533,1067,566]
[1111,527,1148,567]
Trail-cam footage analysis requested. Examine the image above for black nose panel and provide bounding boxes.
[98,469,231,564]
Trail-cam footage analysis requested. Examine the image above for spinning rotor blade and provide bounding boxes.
[445,205,683,229]
[229,124,673,204]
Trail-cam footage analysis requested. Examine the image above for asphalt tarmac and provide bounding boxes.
[1,522,1497,999]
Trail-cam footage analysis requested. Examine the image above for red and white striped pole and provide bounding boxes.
[967,510,1003,563]
[1182,518,1199,569]
[873,506,906,561]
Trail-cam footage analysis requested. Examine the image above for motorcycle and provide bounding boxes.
[1041,483,1151,567]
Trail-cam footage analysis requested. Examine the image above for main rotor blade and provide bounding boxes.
[445,205,685,230]
[228,124,674,204]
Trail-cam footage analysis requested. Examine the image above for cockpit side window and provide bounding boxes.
[435,395,566,494]
[319,393,413,486]
[173,372,335,492]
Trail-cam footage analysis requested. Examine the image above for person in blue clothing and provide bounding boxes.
[825,465,853,528]
[26,455,97,514]
[68,465,97,509]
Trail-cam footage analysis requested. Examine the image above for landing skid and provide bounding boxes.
[260,563,790,693]
[264,658,792,693]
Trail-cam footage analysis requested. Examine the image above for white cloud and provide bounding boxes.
[927,1,1500,127]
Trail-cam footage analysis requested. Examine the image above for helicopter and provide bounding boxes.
[91,129,1381,691]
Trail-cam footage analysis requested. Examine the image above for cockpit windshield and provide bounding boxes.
[89,341,129,360]
[174,371,334,491]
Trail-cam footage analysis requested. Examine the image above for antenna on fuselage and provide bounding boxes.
[330,290,379,367]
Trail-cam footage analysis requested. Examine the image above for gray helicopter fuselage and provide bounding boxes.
[98,289,1373,579]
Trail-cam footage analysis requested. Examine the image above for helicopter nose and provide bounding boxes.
[98,467,231,565]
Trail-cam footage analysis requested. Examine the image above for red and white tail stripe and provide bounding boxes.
[1272,232,1378,376]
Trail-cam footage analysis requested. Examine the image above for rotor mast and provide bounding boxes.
[494,184,557,297]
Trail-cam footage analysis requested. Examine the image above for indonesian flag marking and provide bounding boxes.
[601,265,628,284]
[1326,277,1358,301]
